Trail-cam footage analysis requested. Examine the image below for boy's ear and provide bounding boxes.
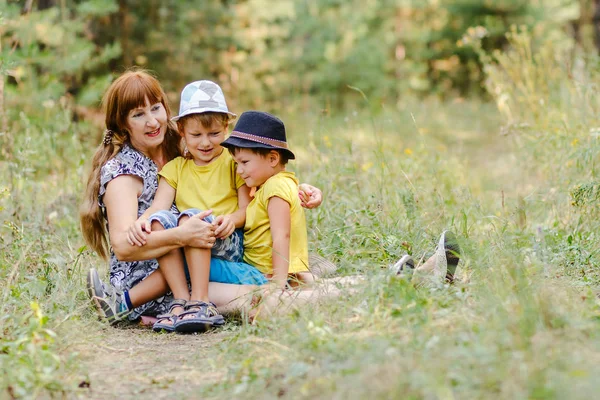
[268,150,280,166]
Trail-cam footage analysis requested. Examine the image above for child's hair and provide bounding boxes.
[228,146,291,165]
[177,112,230,159]
[80,69,181,259]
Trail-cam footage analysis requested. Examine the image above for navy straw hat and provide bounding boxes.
[221,111,295,160]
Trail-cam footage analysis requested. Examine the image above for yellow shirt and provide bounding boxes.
[243,171,308,275]
[158,151,245,216]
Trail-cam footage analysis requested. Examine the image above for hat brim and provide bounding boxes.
[171,107,237,122]
[221,136,295,160]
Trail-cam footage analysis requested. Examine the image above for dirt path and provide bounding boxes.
[75,325,231,399]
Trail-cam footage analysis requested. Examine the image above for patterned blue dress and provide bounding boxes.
[99,143,175,319]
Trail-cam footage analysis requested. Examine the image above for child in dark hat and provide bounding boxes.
[222,111,313,288]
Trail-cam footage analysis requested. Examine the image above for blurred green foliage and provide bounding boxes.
[0,0,592,115]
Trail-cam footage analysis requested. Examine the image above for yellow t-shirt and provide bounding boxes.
[158,151,245,216]
[243,171,308,275]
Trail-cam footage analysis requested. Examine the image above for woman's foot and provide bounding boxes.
[440,230,461,283]
[412,230,461,286]
[86,268,130,324]
[390,254,415,276]
[308,253,338,278]
[152,299,187,333]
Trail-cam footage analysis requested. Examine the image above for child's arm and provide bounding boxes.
[127,179,176,246]
[267,196,291,288]
[213,184,252,238]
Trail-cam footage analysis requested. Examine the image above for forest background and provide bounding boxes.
[2,0,600,398]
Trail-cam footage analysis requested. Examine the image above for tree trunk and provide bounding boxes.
[38,0,56,10]
[594,0,600,54]
[0,39,6,137]
[119,0,131,66]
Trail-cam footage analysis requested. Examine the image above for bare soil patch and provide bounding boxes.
[75,324,232,399]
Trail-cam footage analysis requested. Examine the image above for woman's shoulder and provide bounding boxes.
[101,144,156,183]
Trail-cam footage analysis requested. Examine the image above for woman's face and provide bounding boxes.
[126,97,168,154]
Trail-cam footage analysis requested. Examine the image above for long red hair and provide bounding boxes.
[80,70,182,259]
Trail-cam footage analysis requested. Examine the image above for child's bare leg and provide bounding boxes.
[184,246,211,302]
[178,215,211,303]
[175,215,225,331]
[151,220,190,303]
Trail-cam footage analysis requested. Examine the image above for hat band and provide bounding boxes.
[230,131,289,149]
[185,100,226,110]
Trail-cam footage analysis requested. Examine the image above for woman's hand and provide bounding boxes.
[178,210,217,248]
[213,214,235,239]
[127,218,151,246]
[298,183,323,209]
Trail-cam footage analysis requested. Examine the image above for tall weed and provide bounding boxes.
[465,26,600,282]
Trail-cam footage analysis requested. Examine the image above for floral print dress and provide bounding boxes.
[99,143,175,320]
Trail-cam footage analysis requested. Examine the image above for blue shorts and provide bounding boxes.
[148,209,267,286]
[209,257,267,285]
[148,208,244,262]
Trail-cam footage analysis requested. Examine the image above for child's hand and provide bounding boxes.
[212,214,235,239]
[127,218,152,246]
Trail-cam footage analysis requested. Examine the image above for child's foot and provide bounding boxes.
[174,301,225,333]
[389,254,415,276]
[152,298,187,333]
[86,268,130,324]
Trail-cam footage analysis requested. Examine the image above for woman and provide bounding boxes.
[80,70,324,325]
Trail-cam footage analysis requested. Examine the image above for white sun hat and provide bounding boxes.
[171,80,236,122]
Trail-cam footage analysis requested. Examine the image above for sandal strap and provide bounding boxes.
[179,301,220,319]
[184,300,218,310]
[168,298,187,313]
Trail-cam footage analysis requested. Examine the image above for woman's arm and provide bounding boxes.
[105,175,215,262]
[298,183,323,209]
[140,179,177,220]
[128,179,178,246]
[267,196,291,288]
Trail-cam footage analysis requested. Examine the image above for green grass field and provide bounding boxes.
[2,95,600,399]
[2,33,600,398]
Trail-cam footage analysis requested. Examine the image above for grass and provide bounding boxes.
[2,32,600,398]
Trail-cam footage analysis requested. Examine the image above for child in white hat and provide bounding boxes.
[127,80,267,333]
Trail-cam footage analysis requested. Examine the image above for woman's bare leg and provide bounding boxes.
[255,284,343,319]
[206,282,341,320]
[127,269,169,307]
[411,254,442,287]
[208,282,258,315]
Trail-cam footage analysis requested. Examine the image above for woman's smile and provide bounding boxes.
[146,128,161,137]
